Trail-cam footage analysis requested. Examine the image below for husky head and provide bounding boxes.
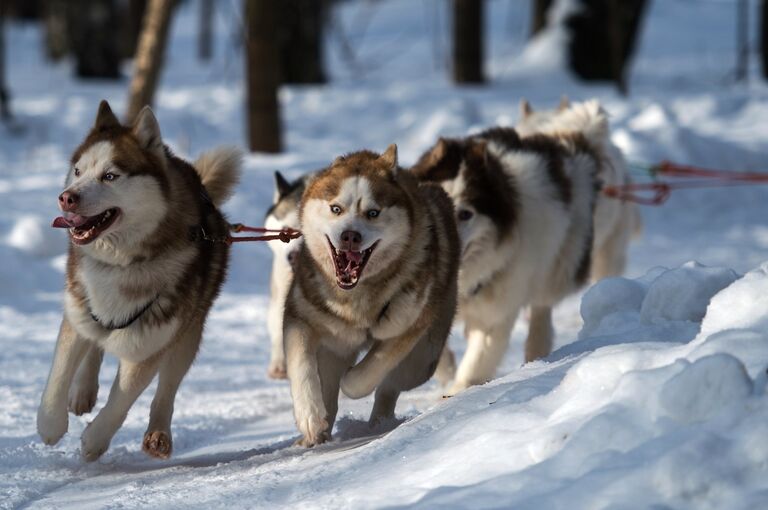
[53,100,170,261]
[301,144,413,290]
[516,96,570,136]
[265,170,305,269]
[411,136,517,292]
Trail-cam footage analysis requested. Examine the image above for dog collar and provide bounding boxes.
[89,294,159,330]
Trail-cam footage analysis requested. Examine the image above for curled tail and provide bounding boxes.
[194,146,243,207]
[551,99,610,146]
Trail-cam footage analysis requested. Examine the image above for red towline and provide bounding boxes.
[602,160,768,205]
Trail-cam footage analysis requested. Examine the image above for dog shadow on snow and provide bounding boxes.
[105,416,406,476]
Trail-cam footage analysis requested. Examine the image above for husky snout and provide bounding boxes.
[58,190,80,212]
[340,230,362,251]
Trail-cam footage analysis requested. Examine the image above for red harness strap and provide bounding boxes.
[602,160,768,206]
[227,223,302,244]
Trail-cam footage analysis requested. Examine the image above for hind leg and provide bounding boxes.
[524,306,553,362]
[449,312,518,396]
[68,344,104,416]
[591,205,633,281]
[143,325,203,459]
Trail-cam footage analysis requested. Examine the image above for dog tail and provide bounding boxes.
[194,146,243,207]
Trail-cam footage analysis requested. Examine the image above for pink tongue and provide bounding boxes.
[51,214,88,229]
[346,251,363,264]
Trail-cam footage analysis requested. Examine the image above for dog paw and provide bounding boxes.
[444,380,471,397]
[68,383,98,416]
[80,422,111,462]
[294,409,329,448]
[37,406,68,446]
[340,367,376,399]
[267,360,287,380]
[142,430,172,459]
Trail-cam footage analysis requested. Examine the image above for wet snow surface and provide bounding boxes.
[3,1,768,508]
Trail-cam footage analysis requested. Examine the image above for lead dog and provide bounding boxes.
[412,126,600,395]
[37,100,241,461]
[283,145,459,447]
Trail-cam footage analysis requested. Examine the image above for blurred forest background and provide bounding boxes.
[0,0,762,152]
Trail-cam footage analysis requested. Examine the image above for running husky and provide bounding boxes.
[411,126,600,395]
[264,170,308,379]
[517,97,641,280]
[37,100,241,461]
[283,144,459,447]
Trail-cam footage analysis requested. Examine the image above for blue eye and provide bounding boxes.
[457,209,473,221]
[102,172,118,182]
[330,204,342,215]
[367,209,380,219]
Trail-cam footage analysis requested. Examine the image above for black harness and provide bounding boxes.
[89,294,159,330]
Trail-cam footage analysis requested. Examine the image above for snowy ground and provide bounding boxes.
[2,0,768,508]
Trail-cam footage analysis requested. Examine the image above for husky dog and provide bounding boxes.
[283,144,459,447]
[264,170,308,379]
[411,126,601,394]
[517,97,641,280]
[37,100,241,461]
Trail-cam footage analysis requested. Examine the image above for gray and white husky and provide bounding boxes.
[37,100,241,461]
[263,170,308,379]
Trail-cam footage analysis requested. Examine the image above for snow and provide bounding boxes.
[3,0,768,508]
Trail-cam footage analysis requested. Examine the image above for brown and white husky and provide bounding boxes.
[37,100,241,461]
[412,126,601,395]
[283,145,459,447]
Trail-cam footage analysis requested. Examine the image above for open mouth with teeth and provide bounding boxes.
[51,208,120,245]
[326,236,378,290]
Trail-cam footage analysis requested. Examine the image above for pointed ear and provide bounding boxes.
[380,143,398,171]
[467,140,488,163]
[520,99,533,119]
[558,95,570,111]
[274,170,292,199]
[94,100,120,130]
[132,106,163,155]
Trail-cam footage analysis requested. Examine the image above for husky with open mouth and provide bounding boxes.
[283,144,459,447]
[263,170,309,379]
[412,125,601,395]
[37,100,241,461]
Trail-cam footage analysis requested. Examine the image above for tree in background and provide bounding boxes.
[125,0,175,123]
[198,0,213,61]
[68,0,122,78]
[566,0,648,94]
[530,0,554,37]
[277,0,326,84]
[0,0,10,121]
[452,0,485,84]
[244,0,282,153]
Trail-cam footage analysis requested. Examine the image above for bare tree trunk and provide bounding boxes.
[125,0,175,123]
[736,0,749,81]
[199,0,213,61]
[43,0,69,60]
[277,0,326,83]
[530,0,554,37]
[0,1,10,121]
[567,0,647,94]
[68,0,122,79]
[452,0,485,84]
[124,0,148,59]
[761,0,768,79]
[245,0,282,153]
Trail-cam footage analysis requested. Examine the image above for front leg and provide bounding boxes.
[340,325,425,400]
[68,344,104,416]
[38,319,91,445]
[285,321,329,447]
[81,356,161,461]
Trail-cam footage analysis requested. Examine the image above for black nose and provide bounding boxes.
[340,230,362,251]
